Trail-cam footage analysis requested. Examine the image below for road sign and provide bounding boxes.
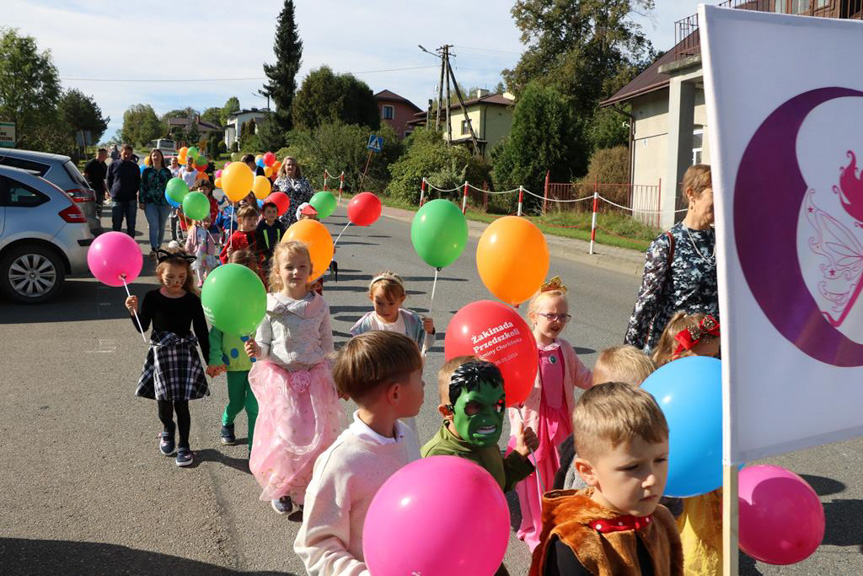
[0,122,15,148]
[367,134,384,153]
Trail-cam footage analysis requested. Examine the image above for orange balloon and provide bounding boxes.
[476,216,549,306]
[221,162,255,202]
[196,170,209,181]
[283,219,334,282]
[179,146,188,156]
[252,175,272,200]
[214,177,222,189]
[144,156,150,166]
[264,166,273,178]
[272,160,281,171]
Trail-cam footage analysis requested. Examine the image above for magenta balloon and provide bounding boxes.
[739,465,825,565]
[87,231,144,287]
[363,456,509,576]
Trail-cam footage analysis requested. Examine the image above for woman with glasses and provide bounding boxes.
[273,156,313,228]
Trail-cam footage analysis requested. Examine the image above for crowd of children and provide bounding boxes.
[124,182,725,574]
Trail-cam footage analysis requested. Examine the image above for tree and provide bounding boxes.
[586,106,630,150]
[201,106,222,126]
[260,0,302,133]
[121,104,163,147]
[220,96,240,126]
[58,89,109,144]
[291,66,380,131]
[493,82,586,212]
[0,28,62,148]
[239,118,258,151]
[255,111,286,151]
[163,107,198,120]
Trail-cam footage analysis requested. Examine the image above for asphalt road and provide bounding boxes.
[1,205,862,575]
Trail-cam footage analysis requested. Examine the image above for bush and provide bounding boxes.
[584,145,630,205]
[387,129,491,205]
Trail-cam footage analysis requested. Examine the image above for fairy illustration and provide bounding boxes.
[806,151,863,328]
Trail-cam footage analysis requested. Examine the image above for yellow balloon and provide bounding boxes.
[252,175,272,200]
[221,162,254,202]
[476,216,549,306]
[283,219,334,282]
[214,177,222,189]
[264,166,273,178]
[144,156,150,166]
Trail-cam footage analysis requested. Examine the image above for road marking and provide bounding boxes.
[86,338,117,353]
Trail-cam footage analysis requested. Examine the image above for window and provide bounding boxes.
[0,177,48,207]
[0,156,49,176]
[382,105,394,120]
[461,119,472,135]
[692,127,704,165]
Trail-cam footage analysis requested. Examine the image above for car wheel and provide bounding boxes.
[0,244,66,303]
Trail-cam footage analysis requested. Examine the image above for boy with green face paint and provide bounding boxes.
[421,357,539,493]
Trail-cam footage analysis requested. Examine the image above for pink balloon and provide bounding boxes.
[87,231,143,287]
[739,465,825,565]
[215,169,223,179]
[363,456,509,576]
[347,192,382,226]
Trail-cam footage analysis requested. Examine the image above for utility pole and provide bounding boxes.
[419,43,480,155]
[436,51,445,132]
[443,45,452,144]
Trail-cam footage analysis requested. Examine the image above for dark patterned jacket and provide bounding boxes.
[624,223,719,352]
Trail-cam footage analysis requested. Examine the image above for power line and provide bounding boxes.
[452,45,522,56]
[61,64,439,84]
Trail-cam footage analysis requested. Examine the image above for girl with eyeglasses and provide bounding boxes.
[507,276,593,552]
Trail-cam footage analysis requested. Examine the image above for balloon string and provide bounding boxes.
[333,222,351,248]
[514,407,546,497]
[121,275,148,343]
[229,202,234,252]
[428,267,440,318]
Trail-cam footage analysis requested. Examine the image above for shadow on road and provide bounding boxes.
[194,448,251,475]
[800,474,845,496]
[0,537,293,575]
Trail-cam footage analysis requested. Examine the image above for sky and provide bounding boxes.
[2,0,697,141]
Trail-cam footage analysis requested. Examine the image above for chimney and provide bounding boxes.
[476,89,490,98]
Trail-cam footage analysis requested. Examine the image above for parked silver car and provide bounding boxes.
[0,148,100,234]
[0,165,94,303]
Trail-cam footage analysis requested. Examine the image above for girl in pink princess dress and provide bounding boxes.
[245,240,344,516]
[507,276,593,551]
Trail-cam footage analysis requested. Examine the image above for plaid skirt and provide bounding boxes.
[136,331,210,401]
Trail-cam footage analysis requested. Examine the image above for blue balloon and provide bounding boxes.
[165,189,180,208]
[257,199,263,209]
[641,356,722,498]
[256,158,265,168]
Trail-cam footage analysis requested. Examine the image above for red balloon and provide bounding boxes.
[263,151,276,167]
[265,192,290,216]
[445,300,538,407]
[347,192,382,226]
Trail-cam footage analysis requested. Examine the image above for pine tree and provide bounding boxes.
[260,0,302,133]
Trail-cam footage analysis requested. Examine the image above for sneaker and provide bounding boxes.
[175,448,193,467]
[271,496,293,515]
[159,431,175,456]
[220,424,236,445]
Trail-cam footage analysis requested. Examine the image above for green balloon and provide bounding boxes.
[187,146,199,158]
[410,199,468,269]
[310,191,337,219]
[166,177,189,204]
[183,191,210,221]
[194,154,208,168]
[201,264,267,336]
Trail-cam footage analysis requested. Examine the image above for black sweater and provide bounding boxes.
[132,290,209,360]
[107,159,142,202]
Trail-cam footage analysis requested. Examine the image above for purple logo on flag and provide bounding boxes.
[735,87,863,366]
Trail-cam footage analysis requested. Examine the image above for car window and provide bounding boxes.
[63,160,91,189]
[0,176,49,207]
[0,156,49,176]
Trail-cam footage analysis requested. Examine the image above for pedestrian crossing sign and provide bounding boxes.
[367,135,384,153]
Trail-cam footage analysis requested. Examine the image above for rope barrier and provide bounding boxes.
[597,194,688,214]
[521,187,593,203]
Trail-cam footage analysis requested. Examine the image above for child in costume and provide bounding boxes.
[184,215,220,287]
[350,271,436,356]
[421,357,538,493]
[295,331,424,575]
[206,250,265,451]
[509,276,593,550]
[530,382,683,576]
[653,312,722,576]
[245,240,343,515]
[124,250,210,467]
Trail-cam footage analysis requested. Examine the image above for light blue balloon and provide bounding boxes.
[641,356,722,498]
[165,189,180,208]
[257,199,263,209]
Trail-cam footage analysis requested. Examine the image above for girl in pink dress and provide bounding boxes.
[245,240,345,515]
[507,276,593,550]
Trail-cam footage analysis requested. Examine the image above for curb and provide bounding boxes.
[378,205,646,278]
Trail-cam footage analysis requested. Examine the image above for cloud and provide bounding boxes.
[5,0,682,141]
